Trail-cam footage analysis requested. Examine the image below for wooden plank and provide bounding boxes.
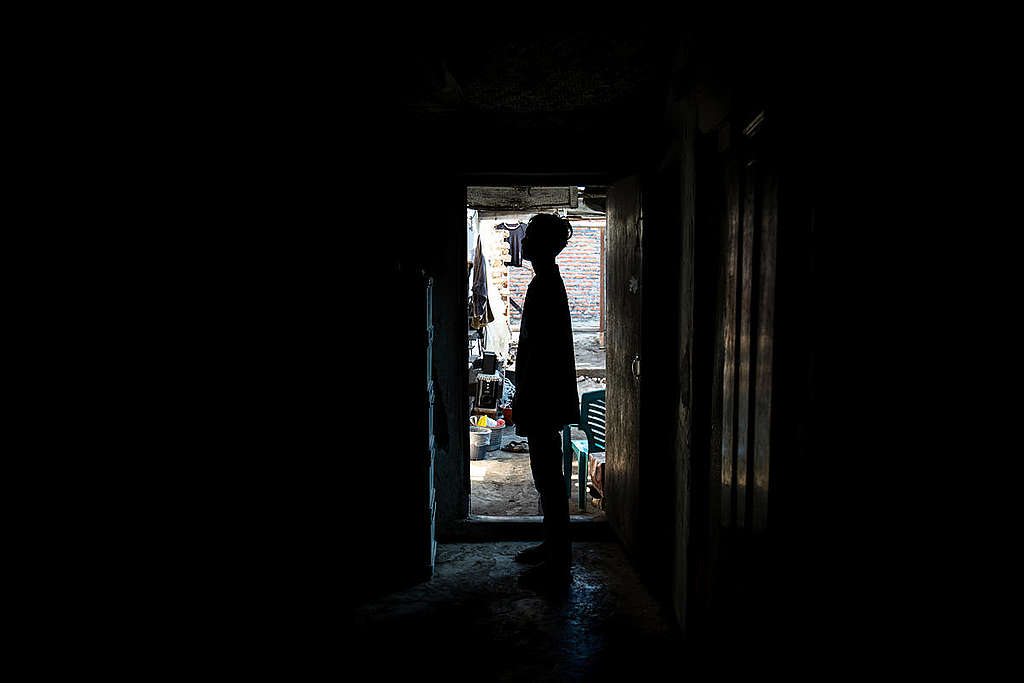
[466,186,578,210]
[752,165,778,533]
[720,160,740,528]
[736,160,757,529]
[470,407,498,416]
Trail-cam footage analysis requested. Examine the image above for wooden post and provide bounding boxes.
[599,220,606,348]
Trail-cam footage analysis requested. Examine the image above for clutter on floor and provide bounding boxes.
[588,451,606,498]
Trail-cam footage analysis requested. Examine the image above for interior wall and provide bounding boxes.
[399,179,471,533]
[617,25,832,639]
[677,25,835,650]
[345,121,468,596]
[431,184,472,528]
[670,88,698,633]
[688,120,727,635]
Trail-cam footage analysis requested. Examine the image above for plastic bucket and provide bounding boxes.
[485,426,504,451]
[470,426,490,460]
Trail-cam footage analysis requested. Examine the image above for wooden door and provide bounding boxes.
[604,176,644,552]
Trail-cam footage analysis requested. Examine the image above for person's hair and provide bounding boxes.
[526,213,573,257]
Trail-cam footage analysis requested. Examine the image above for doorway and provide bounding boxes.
[464,185,608,520]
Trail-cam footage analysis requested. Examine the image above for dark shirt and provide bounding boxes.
[512,266,580,436]
[502,222,527,267]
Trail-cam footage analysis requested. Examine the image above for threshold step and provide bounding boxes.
[438,515,612,542]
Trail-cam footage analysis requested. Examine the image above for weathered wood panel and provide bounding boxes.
[752,166,778,533]
[720,160,740,527]
[736,160,757,528]
[704,112,785,634]
[466,186,578,211]
[604,176,643,553]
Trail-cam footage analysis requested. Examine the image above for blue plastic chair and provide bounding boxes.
[563,389,606,511]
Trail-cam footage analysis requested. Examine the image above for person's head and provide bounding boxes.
[521,213,573,265]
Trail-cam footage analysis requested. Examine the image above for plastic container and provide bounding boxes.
[485,425,504,451]
[469,426,490,460]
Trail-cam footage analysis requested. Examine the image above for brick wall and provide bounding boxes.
[508,219,604,329]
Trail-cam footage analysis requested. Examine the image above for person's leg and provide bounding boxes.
[528,428,571,568]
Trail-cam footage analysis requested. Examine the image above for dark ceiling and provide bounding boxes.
[390,31,679,179]
[444,35,666,114]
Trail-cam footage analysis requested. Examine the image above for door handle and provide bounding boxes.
[631,354,641,382]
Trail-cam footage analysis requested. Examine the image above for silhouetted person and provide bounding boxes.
[510,213,580,586]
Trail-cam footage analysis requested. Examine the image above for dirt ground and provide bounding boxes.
[569,330,605,371]
[470,331,606,518]
[470,422,604,517]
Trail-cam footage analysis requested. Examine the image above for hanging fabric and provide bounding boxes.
[470,234,494,329]
[501,222,528,267]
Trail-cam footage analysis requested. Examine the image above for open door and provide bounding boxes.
[604,175,643,553]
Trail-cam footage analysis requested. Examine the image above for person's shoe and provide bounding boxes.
[514,543,548,564]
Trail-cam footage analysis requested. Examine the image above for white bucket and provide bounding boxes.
[469,426,490,460]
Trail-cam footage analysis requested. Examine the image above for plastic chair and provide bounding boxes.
[563,389,606,511]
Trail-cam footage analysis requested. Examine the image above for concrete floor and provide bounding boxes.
[345,541,681,682]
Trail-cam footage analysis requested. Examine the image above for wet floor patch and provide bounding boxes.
[346,542,680,682]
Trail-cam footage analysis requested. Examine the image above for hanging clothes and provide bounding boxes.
[470,234,494,329]
[483,255,510,357]
[501,222,527,267]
